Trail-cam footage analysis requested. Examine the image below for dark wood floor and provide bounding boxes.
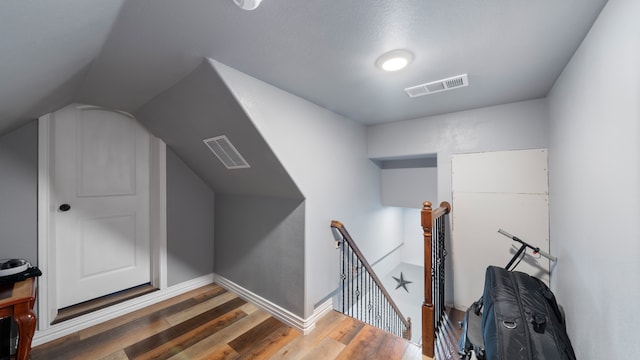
[31,284,434,360]
[435,308,464,360]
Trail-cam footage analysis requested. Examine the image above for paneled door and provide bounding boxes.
[52,104,151,309]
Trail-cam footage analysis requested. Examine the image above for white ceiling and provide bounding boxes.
[0,0,607,134]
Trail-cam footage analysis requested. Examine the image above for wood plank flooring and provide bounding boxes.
[435,308,464,360]
[31,284,429,360]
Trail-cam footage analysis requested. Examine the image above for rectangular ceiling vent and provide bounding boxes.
[203,135,250,169]
[404,74,469,98]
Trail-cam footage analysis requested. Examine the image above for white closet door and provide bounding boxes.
[53,105,151,308]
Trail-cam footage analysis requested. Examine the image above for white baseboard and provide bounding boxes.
[32,273,215,346]
[214,273,333,334]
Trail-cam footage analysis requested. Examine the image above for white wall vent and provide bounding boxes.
[404,74,469,98]
[203,135,250,169]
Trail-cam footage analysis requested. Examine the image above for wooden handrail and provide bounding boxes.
[421,201,451,357]
[432,201,451,220]
[331,220,412,339]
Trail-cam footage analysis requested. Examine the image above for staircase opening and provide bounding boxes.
[330,220,412,340]
[330,200,453,358]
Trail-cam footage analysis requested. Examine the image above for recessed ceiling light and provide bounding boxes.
[234,0,263,10]
[375,50,413,72]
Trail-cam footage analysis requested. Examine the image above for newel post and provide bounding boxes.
[421,201,435,357]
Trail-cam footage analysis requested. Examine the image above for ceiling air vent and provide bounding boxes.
[404,74,469,98]
[203,135,250,169]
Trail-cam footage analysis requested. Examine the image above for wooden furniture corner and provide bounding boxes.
[0,277,37,360]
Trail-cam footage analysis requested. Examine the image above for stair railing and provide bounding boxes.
[331,220,411,340]
[421,201,451,357]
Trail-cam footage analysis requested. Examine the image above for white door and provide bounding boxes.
[52,104,151,309]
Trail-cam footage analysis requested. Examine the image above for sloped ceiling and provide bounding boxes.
[0,0,126,134]
[0,0,608,135]
[135,59,303,199]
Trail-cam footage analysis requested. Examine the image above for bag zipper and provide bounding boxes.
[509,272,534,360]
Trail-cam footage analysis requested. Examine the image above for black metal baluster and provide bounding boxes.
[436,231,439,331]
[341,238,345,314]
[351,248,355,318]
[346,245,349,317]
[369,274,373,325]
[369,274,372,325]
[358,260,361,321]
[369,273,372,325]
[437,217,442,327]
[440,216,443,324]
[333,222,416,340]
[357,257,360,319]
[348,246,352,317]
[366,273,369,325]
[356,260,360,321]
[358,260,361,320]
[436,217,440,327]
[438,217,447,324]
[355,260,359,320]
[436,221,441,328]
[352,248,355,318]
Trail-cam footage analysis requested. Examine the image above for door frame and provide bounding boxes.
[37,106,167,331]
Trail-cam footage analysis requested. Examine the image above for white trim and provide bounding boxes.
[75,104,136,120]
[33,273,214,346]
[214,274,333,335]
[37,114,57,329]
[150,137,167,290]
[305,298,334,332]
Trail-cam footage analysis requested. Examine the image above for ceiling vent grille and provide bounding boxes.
[203,135,250,169]
[404,74,469,98]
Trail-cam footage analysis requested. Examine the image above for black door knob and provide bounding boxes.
[59,204,71,212]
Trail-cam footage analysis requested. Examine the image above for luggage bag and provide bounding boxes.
[481,266,576,360]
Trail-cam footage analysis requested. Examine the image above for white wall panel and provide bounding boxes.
[452,149,548,194]
[451,193,549,308]
[451,149,549,309]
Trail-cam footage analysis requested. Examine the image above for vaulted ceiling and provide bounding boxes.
[0,0,607,135]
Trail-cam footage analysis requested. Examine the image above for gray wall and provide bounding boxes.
[367,98,549,304]
[213,59,406,317]
[166,147,215,286]
[0,120,38,265]
[548,1,640,359]
[214,194,305,316]
[381,167,437,209]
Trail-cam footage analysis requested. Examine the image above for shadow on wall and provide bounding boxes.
[0,120,38,265]
[214,193,305,317]
[166,147,216,286]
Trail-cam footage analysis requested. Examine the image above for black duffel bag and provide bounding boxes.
[481,266,576,360]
